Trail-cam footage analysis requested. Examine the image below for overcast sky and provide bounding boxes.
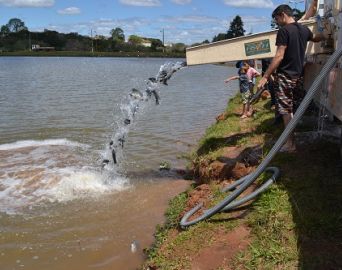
[0,0,306,45]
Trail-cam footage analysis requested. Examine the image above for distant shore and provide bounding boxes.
[0,50,185,58]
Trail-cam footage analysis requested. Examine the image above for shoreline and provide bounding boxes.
[0,50,185,58]
[141,93,342,269]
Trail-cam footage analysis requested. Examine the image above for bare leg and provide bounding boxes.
[241,104,246,115]
[281,113,296,151]
[246,102,250,112]
[241,104,248,118]
[247,103,253,117]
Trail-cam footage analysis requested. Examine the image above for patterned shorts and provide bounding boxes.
[273,73,305,115]
[241,90,251,105]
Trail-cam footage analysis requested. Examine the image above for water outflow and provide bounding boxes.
[100,61,187,171]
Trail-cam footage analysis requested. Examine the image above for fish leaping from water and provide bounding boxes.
[129,88,144,100]
[101,159,110,169]
[156,61,186,85]
[109,141,117,164]
[146,78,160,105]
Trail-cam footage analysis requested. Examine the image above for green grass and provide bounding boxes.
[233,184,298,269]
[143,92,342,270]
[232,142,342,269]
[193,95,275,163]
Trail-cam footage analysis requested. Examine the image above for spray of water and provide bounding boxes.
[100,61,187,170]
[0,61,186,214]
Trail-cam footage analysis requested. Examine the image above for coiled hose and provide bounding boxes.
[180,46,342,228]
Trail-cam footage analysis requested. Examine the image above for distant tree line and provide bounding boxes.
[0,18,187,53]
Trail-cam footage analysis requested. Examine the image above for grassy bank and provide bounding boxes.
[0,50,185,58]
[142,94,342,269]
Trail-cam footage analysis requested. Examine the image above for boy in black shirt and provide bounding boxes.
[257,4,324,152]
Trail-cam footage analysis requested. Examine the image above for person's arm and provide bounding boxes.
[298,0,318,22]
[311,32,327,42]
[253,68,261,78]
[257,45,286,89]
[224,75,239,83]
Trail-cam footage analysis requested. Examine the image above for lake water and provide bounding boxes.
[0,57,237,269]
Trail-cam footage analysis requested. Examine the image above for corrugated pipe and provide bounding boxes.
[180,46,342,228]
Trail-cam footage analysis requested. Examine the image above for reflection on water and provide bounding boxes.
[0,57,237,269]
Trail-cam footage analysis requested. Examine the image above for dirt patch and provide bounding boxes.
[180,184,212,220]
[195,145,262,184]
[190,225,251,270]
[216,112,228,122]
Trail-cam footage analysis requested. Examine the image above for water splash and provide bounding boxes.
[0,139,129,214]
[0,139,88,151]
[100,61,186,169]
[0,61,186,215]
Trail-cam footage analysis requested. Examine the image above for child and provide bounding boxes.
[225,63,252,118]
[246,62,261,95]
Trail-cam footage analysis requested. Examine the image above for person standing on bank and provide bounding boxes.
[257,4,324,152]
[225,62,253,119]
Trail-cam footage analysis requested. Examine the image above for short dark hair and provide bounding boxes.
[272,4,293,18]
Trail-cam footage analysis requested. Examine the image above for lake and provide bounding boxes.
[0,56,237,269]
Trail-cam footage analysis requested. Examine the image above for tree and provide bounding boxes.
[128,35,143,46]
[171,42,186,53]
[42,29,65,48]
[212,33,227,42]
[226,15,245,39]
[149,38,163,51]
[6,18,27,33]
[0,25,10,37]
[110,27,125,42]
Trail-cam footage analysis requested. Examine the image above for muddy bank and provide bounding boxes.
[142,94,342,269]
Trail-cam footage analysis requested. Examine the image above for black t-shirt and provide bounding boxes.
[276,22,313,78]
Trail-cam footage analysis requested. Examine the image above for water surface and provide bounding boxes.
[0,57,237,269]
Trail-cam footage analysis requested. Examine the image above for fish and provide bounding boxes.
[101,159,110,169]
[151,90,160,105]
[118,137,125,148]
[124,119,131,125]
[156,61,186,85]
[130,240,139,253]
[146,78,158,91]
[109,141,117,164]
[158,70,171,85]
[129,88,144,100]
[148,77,157,83]
[132,105,139,116]
[146,78,160,104]
[111,149,117,164]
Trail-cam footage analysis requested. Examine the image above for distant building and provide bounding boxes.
[32,44,55,51]
[141,39,152,47]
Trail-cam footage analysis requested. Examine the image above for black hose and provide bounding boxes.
[180,47,342,228]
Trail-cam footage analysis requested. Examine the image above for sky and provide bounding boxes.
[0,0,307,45]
